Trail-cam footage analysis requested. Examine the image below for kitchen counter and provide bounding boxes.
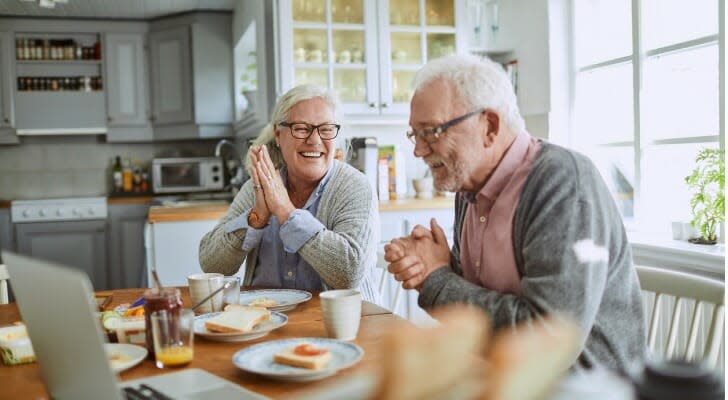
[0,200,10,208]
[107,196,153,205]
[147,197,455,223]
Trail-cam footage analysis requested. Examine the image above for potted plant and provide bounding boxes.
[684,148,724,244]
[240,51,258,112]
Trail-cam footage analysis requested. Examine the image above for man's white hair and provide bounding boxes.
[412,54,525,132]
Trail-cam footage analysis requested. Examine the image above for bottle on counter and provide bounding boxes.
[140,171,150,193]
[112,156,123,193]
[132,162,142,193]
[122,158,133,192]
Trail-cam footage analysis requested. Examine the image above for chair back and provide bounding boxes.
[636,265,725,369]
[0,264,8,305]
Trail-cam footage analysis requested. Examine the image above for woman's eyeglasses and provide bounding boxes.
[279,122,341,140]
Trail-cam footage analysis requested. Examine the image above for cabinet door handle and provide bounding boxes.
[107,117,113,122]
[2,117,8,124]
[381,102,389,108]
[368,102,378,108]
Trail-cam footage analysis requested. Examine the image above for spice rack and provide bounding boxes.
[13,32,107,131]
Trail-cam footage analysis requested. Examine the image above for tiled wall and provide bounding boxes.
[0,135,217,200]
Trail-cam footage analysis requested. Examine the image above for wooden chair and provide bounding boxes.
[636,265,725,369]
[0,264,9,305]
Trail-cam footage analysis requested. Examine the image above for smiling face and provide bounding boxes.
[409,79,491,193]
[274,97,337,186]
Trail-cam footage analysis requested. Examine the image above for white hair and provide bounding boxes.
[412,54,525,132]
[246,84,342,171]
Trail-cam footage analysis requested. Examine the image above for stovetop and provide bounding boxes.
[11,197,108,223]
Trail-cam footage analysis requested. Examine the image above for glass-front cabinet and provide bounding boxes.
[277,0,466,117]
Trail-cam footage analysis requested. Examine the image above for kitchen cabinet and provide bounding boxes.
[104,32,153,142]
[145,219,218,287]
[14,220,109,290]
[379,206,455,243]
[276,0,467,117]
[108,204,149,289]
[148,13,234,140]
[0,208,14,253]
[13,30,106,133]
[0,31,18,144]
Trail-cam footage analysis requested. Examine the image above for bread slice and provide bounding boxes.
[223,303,268,312]
[273,345,332,370]
[204,307,271,333]
[249,298,277,308]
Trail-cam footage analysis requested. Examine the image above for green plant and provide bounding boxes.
[239,51,257,93]
[684,148,725,244]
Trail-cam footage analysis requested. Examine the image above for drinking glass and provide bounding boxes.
[150,309,194,369]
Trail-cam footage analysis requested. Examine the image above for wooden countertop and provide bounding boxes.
[147,197,455,223]
[0,200,9,209]
[107,196,153,205]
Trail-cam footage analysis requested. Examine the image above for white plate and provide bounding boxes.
[232,337,364,382]
[238,289,312,312]
[105,343,147,373]
[193,311,288,342]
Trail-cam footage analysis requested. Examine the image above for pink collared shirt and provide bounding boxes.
[460,132,541,294]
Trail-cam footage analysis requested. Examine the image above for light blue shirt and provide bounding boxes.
[223,161,338,290]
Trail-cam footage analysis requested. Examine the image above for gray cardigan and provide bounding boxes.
[418,141,646,373]
[198,161,380,301]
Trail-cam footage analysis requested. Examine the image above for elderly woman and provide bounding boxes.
[199,84,379,301]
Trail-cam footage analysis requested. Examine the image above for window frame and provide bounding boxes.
[568,0,725,232]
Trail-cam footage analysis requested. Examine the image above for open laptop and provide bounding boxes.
[2,251,267,400]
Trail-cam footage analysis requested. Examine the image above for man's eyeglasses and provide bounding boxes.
[279,122,341,140]
[406,108,485,145]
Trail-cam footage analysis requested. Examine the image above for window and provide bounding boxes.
[571,0,723,233]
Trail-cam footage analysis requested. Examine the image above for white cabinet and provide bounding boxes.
[0,30,17,144]
[379,207,455,243]
[105,32,153,142]
[145,219,218,287]
[276,0,467,118]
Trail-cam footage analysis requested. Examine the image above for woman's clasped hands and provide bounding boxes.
[249,145,296,225]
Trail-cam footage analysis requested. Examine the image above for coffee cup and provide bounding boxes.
[187,273,224,315]
[320,289,361,341]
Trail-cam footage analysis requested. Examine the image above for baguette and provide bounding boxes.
[273,343,332,370]
[204,307,271,333]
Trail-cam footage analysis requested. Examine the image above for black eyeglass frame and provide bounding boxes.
[278,121,341,140]
[406,108,486,144]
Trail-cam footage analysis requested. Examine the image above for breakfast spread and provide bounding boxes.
[273,342,331,370]
[249,298,277,308]
[204,305,271,333]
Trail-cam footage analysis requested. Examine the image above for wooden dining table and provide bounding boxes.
[0,287,404,399]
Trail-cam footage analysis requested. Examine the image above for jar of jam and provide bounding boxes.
[143,288,183,358]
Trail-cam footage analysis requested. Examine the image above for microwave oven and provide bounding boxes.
[151,157,224,193]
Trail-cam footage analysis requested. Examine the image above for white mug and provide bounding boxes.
[187,273,224,314]
[320,289,361,341]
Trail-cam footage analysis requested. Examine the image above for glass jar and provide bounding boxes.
[143,288,183,358]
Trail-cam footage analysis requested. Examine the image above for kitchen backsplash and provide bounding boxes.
[0,124,437,200]
[0,136,216,199]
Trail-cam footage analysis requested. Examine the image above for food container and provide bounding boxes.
[102,312,146,346]
[0,324,36,365]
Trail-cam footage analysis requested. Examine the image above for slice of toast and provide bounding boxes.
[273,345,332,370]
[204,306,271,333]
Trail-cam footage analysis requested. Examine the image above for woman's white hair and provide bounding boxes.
[412,54,525,132]
[246,84,341,171]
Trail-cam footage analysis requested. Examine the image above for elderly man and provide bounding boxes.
[384,54,645,372]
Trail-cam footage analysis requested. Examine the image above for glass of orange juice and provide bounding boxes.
[150,308,194,369]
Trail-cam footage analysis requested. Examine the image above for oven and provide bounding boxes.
[10,197,109,290]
